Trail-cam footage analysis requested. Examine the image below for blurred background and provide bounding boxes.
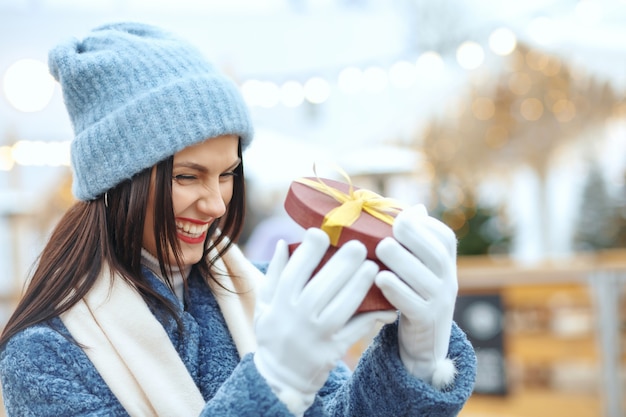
[0,0,625,416]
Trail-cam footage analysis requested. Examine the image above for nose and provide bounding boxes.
[198,182,227,219]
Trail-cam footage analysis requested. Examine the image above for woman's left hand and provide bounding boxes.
[375,204,459,389]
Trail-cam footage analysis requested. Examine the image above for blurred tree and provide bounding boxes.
[573,163,625,251]
[418,43,617,186]
[432,192,512,256]
[414,43,620,256]
[614,176,626,248]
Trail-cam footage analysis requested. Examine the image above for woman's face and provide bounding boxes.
[143,134,241,267]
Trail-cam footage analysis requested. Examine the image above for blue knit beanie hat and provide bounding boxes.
[49,22,253,201]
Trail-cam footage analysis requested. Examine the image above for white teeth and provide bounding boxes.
[175,221,209,237]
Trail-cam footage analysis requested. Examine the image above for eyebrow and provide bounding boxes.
[173,158,241,173]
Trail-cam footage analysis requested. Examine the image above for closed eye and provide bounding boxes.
[173,174,197,184]
[220,160,241,180]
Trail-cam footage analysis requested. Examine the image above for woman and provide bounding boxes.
[0,22,476,416]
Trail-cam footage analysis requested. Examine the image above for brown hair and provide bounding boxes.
[0,142,246,346]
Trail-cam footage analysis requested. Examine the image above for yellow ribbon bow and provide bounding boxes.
[296,168,407,246]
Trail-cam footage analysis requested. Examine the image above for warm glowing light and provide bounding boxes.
[472,97,495,120]
[12,140,43,165]
[8,140,70,167]
[433,138,457,161]
[456,41,484,70]
[552,99,576,122]
[485,126,509,149]
[505,50,526,72]
[520,98,544,121]
[612,102,626,119]
[442,208,467,230]
[525,50,549,71]
[337,67,364,94]
[489,28,517,56]
[304,77,330,104]
[389,60,416,88]
[0,146,14,171]
[279,81,304,107]
[508,72,532,95]
[545,88,567,108]
[3,59,56,112]
[420,160,436,182]
[542,58,561,76]
[46,140,72,166]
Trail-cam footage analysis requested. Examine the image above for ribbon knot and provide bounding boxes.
[296,168,406,246]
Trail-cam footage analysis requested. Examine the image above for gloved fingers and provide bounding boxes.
[260,239,290,306]
[316,259,378,328]
[392,211,456,279]
[335,309,398,349]
[401,217,459,293]
[375,270,428,318]
[376,237,438,299]
[302,240,369,318]
[416,215,458,263]
[278,228,330,301]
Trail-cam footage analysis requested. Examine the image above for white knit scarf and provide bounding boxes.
[60,243,264,417]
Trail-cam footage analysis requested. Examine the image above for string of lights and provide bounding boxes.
[0,26,518,170]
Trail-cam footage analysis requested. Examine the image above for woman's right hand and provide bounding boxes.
[253,228,396,416]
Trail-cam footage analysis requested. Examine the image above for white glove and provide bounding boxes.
[375,204,459,389]
[254,228,397,416]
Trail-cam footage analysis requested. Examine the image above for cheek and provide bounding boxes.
[220,180,235,206]
[171,185,193,215]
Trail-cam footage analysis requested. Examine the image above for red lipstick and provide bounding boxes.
[175,218,210,244]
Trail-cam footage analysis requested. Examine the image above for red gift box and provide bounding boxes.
[284,176,406,313]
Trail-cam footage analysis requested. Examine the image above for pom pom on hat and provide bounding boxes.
[49,22,253,201]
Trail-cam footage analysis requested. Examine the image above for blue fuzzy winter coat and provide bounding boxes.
[0,267,476,416]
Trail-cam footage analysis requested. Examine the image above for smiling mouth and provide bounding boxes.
[175,220,209,243]
[176,221,208,237]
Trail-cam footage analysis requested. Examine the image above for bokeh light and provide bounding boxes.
[489,27,517,56]
[0,146,14,171]
[472,97,496,120]
[508,72,532,95]
[10,140,70,166]
[484,125,509,149]
[456,41,485,70]
[416,51,445,75]
[3,59,55,112]
[304,76,330,104]
[552,99,577,122]
[519,97,544,121]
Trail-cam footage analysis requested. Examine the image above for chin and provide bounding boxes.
[179,250,204,267]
